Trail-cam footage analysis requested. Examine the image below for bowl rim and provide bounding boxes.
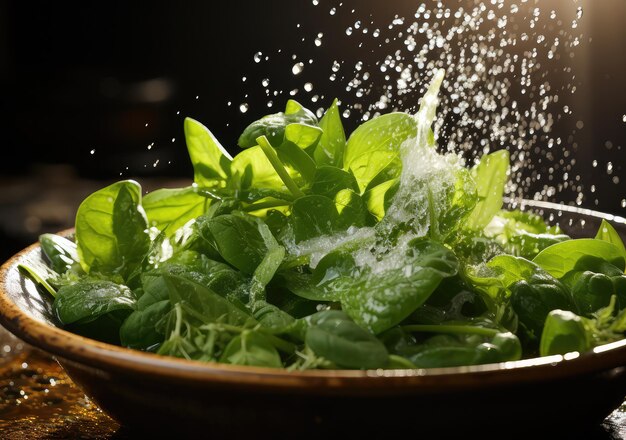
[1,198,626,390]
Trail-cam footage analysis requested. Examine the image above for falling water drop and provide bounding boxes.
[292,62,305,75]
[239,103,249,113]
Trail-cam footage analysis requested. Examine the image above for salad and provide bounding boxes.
[21,70,626,370]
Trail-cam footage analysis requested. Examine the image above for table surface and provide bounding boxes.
[1,328,626,439]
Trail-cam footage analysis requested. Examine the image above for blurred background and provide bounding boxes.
[0,0,624,262]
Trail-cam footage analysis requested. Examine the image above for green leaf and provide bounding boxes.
[305,310,389,369]
[237,100,318,148]
[219,330,282,368]
[54,280,135,325]
[39,233,79,274]
[75,180,150,279]
[314,99,346,167]
[143,186,210,236]
[250,245,285,302]
[184,117,232,185]
[310,166,359,199]
[339,239,459,334]
[284,123,323,149]
[204,213,280,275]
[343,113,417,192]
[464,150,510,230]
[230,146,287,190]
[291,195,340,242]
[335,189,370,229]
[276,139,317,182]
[539,310,590,356]
[595,219,626,266]
[533,239,626,278]
[161,267,253,327]
[120,300,170,350]
[363,179,398,221]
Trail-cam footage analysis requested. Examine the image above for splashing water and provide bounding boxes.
[237,1,620,213]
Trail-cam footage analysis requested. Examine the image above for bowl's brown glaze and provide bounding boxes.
[1,199,626,437]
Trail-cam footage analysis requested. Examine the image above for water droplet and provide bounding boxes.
[239,103,249,113]
[576,120,584,129]
[329,7,336,15]
[332,61,341,72]
[346,27,353,36]
[242,76,247,82]
[267,101,273,107]
[312,0,319,5]
[576,7,583,19]
[289,89,299,96]
[261,78,270,87]
[314,33,323,47]
[292,62,304,75]
[304,82,313,92]
[90,149,96,155]
[342,109,351,118]
[253,52,263,63]
[171,138,175,143]
[621,199,626,208]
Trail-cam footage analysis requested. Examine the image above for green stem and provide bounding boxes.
[261,332,297,354]
[243,200,290,212]
[256,135,305,198]
[401,324,499,337]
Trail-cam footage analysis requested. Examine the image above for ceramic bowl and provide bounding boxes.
[1,199,626,437]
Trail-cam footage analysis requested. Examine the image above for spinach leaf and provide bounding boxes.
[363,179,399,221]
[509,270,574,344]
[539,309,590,356]
[203,213,280,275]
[310,166,359,199]
[464,150,510,231]
[143,186,210,236]
[39,233,80,274]
[54,279,135,325]
[533,239,626,278]
[335,189,371,229]
[119,300,170,350]
[305,310,389,369]
[339,239,459,334]
[230,146,289,190]
[343,113,417,192]
[291,195,340,242]
[75,180,150,280]
[161,267,253,327]
[595,219,626,265]
[219,330,282,368]
[184,117,232,185]
[314,99,346,167]
[396,324,521,368]
[238,100,318,148]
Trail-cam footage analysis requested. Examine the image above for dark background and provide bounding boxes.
[0,0,624,261]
